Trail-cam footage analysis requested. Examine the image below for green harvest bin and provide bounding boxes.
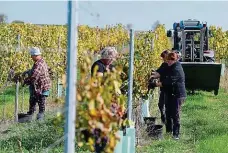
[181,62,222,95]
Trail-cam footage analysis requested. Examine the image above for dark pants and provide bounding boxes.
[28,94,46,114]
[165,93,185,136]
[158,90,165,117]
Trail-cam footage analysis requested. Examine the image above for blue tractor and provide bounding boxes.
[167,19,222,95]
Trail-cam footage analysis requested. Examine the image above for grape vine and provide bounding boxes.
[209,26,228,60]
[2,22,228,151]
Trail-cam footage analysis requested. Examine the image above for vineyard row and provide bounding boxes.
[0,24,228,89]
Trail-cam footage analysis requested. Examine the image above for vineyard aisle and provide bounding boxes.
[0,90,228,152]
[137,90,228,153]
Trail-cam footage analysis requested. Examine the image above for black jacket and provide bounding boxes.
[156,62,168,92]
[91,60,114,76]
[162,61,187,98]
[156,62,168,82]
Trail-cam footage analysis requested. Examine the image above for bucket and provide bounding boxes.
[143,117,156,125]
[148,124,163,139]
[144,117,156,133]
[18,113,33,123]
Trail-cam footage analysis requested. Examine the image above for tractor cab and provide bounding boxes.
[167,19,214,62]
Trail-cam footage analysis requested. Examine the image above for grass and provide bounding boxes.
[0,110,91,153]
[137,89,228,153]
[0,84,84,152]
[0,81,61,120]
[0,86,30,120]
[0,112,64,153]
[1,70,228,152]
[1,89,228,153]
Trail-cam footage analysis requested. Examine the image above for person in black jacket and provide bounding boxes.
[90,47,126,152]
[155,52,187,140]
[155,50,170,123]
[91,47,117,77]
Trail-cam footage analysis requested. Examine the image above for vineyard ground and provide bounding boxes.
[0,86,30,120]
[0,83,61,121]
[0,89,228,153]
[137,89,228,153]
[0,70,227,152]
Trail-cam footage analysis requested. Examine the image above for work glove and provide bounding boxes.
[147,76,158,90]
[23,77,31,86]
[22,69,31,77]
[151,71,160,78]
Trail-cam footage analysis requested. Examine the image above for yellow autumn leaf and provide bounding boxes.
[78,142,83,147]
[109,136,116,149]
[77,93,82,101]
[113,80,121,94]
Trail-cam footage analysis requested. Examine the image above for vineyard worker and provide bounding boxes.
[91,46,121,118]
[154,50,170,124]
[91,46,117,77]
[155,52,186,140]
[23,47,51,120]
[90,46,118,153]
